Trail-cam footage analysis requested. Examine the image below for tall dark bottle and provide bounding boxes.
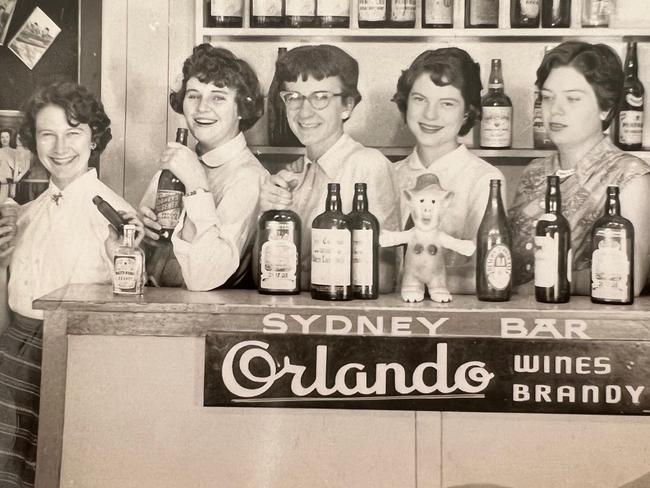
[155,128,187,241]
[510,0,540,27]
[476,180,512,301]
[541,0,570,27]
[480,59,513,149]
[465,0,499,27]
[268,48,302,147]
[204,0,243,27]
[250,0,283,27]
[317,0,350,27]
[423,0,453,28]
[311,183,352,301]
[258,207,302,295]
[615,42,644,151]
[93,195,127,236]
[591,186,635,305]
[348,183,379,299]
[534,175,571,303]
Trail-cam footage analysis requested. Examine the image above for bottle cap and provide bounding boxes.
[92,195,104,206]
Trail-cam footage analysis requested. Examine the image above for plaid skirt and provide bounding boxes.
[0,313,43,488]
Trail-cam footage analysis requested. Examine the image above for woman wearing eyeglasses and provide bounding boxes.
[138,44,268,290]
[259,44,399,292]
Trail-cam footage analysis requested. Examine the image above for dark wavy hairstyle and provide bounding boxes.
[19,81,112,155]
[0,128,15,148]
[169,44,264,131]
[392,48,482,137]
[536,41,624,130]
[270,44,362,109]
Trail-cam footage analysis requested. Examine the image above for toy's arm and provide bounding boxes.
[438,232,476,257]
[379,229,412,248]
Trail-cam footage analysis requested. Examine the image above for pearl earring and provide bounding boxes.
[90,142,97,150]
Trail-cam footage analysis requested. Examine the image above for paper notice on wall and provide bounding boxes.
[8,7,61,70]
[0,0,18,45]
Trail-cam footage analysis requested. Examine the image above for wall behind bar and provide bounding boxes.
[100,2,650,206]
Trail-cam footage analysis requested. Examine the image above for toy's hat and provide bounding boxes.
[410,173,444,192]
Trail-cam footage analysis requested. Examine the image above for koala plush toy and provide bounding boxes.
[380,174,475,303]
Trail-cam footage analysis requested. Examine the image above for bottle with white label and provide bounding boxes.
[205,0,243,27]
[591,186,634,305]
[317,0,350,27]
[581,0,609,27]
[347,183,379,299]
[258,208,302,295]
[423,0,453,28]
[251,0,283,27]
[358,0,388,27]
[286,0,316,26]
[535,175,571,303]
[113,224,145,296]
[476,180,512,301]
[311,183,352,300]
[465,0,499,27]
[389,0,416,27]
[480,59,513,149]
[615,42,644,151]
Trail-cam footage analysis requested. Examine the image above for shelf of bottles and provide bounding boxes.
[197,0,650,43]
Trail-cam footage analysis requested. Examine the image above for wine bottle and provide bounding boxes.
[476,179,512,301]
[534,175,571,303]
[389,0,416,27]
[311,183,352,300]
[581,0,609,27]
[348,183,379,299]
[510,0,540,27]
[258,206,302,295]
[205,0,243,27]
[251,0,284,27]
[93,195,127,236]
[541,0,570,27]
[591,186,634,305]
[286,0,316,27]
[268,48,302,147]
[480,59,513,149]
[465,0,499,27]
[155,128,187,241]
[423,0,453,28]
[358,0,388,28]
[615,42,644,151]
[317,0,350,27]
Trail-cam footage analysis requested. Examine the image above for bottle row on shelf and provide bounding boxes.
[203,0,616,30]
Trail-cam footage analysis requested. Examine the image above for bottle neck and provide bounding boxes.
[326,191,342,212]
[488,185,506,214]
[625,46,638,79]
[546,192,561,213]
[605,195,621,216]
[353,191,368,212]
[123,231,135,247]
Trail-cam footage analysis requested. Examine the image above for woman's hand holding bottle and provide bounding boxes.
[159,142,209,193]
[259,170,299,212]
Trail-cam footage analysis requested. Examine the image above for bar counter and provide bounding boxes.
[34,285,650,488]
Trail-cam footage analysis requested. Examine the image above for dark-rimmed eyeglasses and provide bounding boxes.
[279,91,344,110]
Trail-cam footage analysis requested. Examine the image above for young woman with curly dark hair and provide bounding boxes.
[138,43,268,291]
[0,80,143,485]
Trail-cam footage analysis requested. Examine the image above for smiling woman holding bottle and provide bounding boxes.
[391,48,506,294]
[138,44,267,291]
[510,41,650,296]
[259,44,399,293]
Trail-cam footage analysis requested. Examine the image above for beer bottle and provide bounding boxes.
[286,0,316,27]
[615,42,644,151]
[113,224,146,296]
[311,183,352,300]
[317,0,350,27]
[205,0,243,27]
[348,183,379,299]
[268,48,302,147]
[476,180,512,301]
[93,195,127,237]
[581,0,609,27]
[534,175,571,303]
[591,186,635,305]
[480,59,513,149]
[389,0,416,27]
[510,0,540,27]
[155,128,187,241]
[423,0,453,28]
[250,0,283,27]
[358,0,388,28]
[541,0,570,27]
[258,201,302,295]
[465,0,499,27]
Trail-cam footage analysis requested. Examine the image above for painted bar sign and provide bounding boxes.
[204,331,650,415]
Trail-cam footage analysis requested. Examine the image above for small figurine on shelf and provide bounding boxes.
[379,174,476,303]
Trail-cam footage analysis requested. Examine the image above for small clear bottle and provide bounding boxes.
[113,224,145,295]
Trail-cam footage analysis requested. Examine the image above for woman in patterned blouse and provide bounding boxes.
[510,41,650,295]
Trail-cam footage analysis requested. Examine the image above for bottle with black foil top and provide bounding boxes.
[155,128,187,241]
[615,42,644,151]
[591,186,635,305]
[311,183,352,300]
[258,195,302,295]
[476,179,512,301]
[480,59,513,149]
[534,175,571,303]
[348,183,379,299]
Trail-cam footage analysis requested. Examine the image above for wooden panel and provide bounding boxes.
[123,0,170,204]
[100,0,128,196]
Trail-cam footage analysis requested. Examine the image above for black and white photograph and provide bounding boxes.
[0,0,17,45]
[8,6,61,69]
[1,0,650,487]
